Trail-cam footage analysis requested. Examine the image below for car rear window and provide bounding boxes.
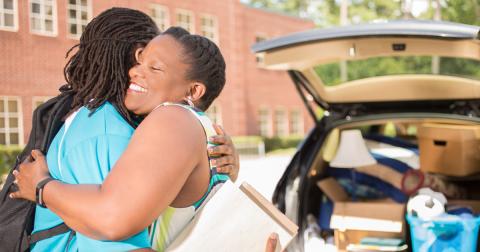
[314,56,480,86]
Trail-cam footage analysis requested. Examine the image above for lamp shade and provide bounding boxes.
[330,129,377,168]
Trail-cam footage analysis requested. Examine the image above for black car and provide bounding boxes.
[252,20,480,251]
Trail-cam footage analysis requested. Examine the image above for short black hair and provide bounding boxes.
[163,27,226,111]
[64,7,160,124]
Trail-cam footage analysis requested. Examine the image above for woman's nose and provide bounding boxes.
[128,63,144,79]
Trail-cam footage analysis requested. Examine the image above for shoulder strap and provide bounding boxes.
[28,223,71,245]
[153,102,217,141]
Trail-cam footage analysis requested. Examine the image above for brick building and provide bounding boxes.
[0,0,314,146]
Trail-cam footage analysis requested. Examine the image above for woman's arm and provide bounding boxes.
[13,106,205,240]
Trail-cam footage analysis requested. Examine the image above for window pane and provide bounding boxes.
[45,5,53,16]
[81,24,86,33]
[0,101,4,112]
[9,118,18,128]
[0,117,4,128]
[31,18,41,30]
[81,0,87,6]
[69,0,77,4]
[0,133,6,145]
[7,100,17,112]
[4,14,14,27]
[81,11,88,20]
[69,9,76,19]
[32,3,40,14]
[4,0,13,10]
[69,24,77,35]
[9,133,19,145]
[45,19,53,31]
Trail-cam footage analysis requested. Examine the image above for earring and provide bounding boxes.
[185,96,195,107]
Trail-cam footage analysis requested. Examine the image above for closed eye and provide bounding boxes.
[151,66,164,72]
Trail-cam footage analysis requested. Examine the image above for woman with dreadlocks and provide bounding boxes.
[10,8,240,251]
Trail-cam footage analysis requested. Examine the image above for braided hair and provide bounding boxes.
[64,7,160,124]
[163,27,226,111]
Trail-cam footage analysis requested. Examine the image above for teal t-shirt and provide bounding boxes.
[31,102,149,251]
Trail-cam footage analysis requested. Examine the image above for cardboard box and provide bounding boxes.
[334,230,405,252]
[317,178,406,250]
[417,123,480,176]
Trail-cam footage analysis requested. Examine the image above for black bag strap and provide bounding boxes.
[28,222,71,245]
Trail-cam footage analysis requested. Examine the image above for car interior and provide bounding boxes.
[287,117,480,251]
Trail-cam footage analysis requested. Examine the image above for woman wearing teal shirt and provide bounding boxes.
[10,8,239,251]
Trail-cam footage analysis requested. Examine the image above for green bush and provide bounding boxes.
[0,145,23,186]
[263,136,303,153]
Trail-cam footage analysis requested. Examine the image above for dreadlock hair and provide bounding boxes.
[64,7,160,124]
[163,27,226,111]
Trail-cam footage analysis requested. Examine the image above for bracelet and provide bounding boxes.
[36,177,55,208]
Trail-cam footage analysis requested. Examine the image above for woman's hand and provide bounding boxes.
[10,150,51,202]
[208,124,240,182]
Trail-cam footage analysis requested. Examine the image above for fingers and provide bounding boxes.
[213,124,226,136]
[209,135,230,145]
[216,165,234,174]
[211,155,235,168]
[9,191,22,199]
[265,233,279,252]
[208,145,233,156]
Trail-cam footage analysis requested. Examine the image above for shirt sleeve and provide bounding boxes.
[61,134,150,250]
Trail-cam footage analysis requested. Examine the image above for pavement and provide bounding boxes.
[235,154,293,201]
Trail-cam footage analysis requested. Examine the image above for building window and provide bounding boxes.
[150,4,169,32]
[0,0,18,31]
[0,97,23,146]
[29,0,57,36]
[290,109,303,135]
[274,109,288,136]
[205,104,222,125]
[255,35,267,63]
[176,9,194,33]
[67,0,91,39]
[200,14,218,44]
[32,96,52,111]
[258,108,271,137]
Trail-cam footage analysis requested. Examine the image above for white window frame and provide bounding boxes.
[200,14,219,44]
[0,0,18,32]
[0,96,23,146]
[66,0,92,39]
[205,103,222,126]
[274,108,288,137]
[175,9,194,33]
[150,4,169,32]
[258,107,272,137]
[29,0,58,36]
[289,109,304,135]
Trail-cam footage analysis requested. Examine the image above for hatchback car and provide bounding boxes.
[252,20,480,251]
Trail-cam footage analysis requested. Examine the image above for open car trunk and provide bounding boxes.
[282,115,480,251]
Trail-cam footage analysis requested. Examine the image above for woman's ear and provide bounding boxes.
[189,82,206,103]
[134,47,144,63]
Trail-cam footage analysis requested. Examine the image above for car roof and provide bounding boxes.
[252,20,480,53]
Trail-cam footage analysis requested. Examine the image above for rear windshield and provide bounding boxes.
[314,56,480,86]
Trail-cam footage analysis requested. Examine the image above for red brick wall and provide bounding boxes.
[0,0,315,142]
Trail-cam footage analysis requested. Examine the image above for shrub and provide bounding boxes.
[263,136,303,153]
[0,145,23,186]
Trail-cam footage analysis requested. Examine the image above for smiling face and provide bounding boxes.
[125,35,191,115]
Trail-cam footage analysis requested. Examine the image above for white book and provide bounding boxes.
[166,180,298,252]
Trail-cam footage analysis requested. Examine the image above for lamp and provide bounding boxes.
[330,129,377,168]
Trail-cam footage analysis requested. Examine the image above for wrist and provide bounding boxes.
[36,177,55,208]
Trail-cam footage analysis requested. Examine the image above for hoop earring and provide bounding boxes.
[184,96,195,107]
